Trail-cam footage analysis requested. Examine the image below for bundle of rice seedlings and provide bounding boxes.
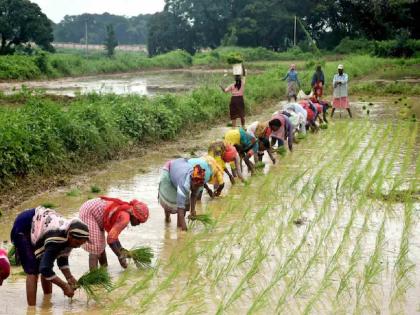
[320,123,328,130]
[255,161,265,169]
[41,202,57,209]
[189,214,215,227]
[76,267,113,298]
[227,53,244,65]
[7,245,18,266]
[277,146,287,156]
[296,133,307,140]
[126,247,154,269]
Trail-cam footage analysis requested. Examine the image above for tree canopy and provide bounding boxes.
[0,0,54,54]
[148,0,419,54]
[54,13,151,45]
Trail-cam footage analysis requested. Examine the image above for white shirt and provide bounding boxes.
[333,73,348,98]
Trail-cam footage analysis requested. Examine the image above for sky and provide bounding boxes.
[31,0,165,23]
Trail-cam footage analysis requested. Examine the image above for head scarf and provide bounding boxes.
[255,122,269,138]
[31,207,89,258]
[222,144,238,162]
[191,165,205,186]
[101,196,149,231]
[68,219,90,240]
[0,249,10,284]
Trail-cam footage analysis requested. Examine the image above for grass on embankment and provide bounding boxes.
[0,68,282,190]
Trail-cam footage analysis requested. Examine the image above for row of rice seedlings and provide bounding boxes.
[354,211,387,313]
[302,197,368,313]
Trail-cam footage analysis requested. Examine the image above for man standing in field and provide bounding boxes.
[331,64,352,118]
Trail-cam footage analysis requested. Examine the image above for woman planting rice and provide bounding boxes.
[299,100,319,131]
[247,121,276,164]
[285,103,308,134]
[158,158,206,231]
[270,112,294,152]
[221,65,246,128]
[224,128,259,174]
[283,64,300,102]
[0,249,10,286]
[79,196,149,270]
[208,141,245,184]
[188,155,225,199]
[10,207,89,306]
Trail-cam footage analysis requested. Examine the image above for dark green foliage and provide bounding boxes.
[104,24,118,57]
[54,13,151,45]
[90,185,101,193]
[127,247,154,268]
[0,0,54,54]
[334,38,375,55]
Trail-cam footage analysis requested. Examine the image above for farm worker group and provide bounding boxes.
[0,62,351,306]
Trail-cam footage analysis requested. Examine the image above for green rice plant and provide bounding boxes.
[7,245,17,266]
[41,202,57,209]
[255,161,265,169]
[276,146,286,156]
[296,133,307,140]
[66,188,81,197]
[126,246,154,269]
[90,185,101,193]
[320,123,328,129]
[188,214,215,227]
[76,267,113,299]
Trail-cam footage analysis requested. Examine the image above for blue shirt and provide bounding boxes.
[283,70,300,84]
[169,158,193,209]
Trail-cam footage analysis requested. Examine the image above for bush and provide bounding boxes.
[373,39,420,57]
[334,37,375,54]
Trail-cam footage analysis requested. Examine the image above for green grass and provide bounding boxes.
[66,188,81,197]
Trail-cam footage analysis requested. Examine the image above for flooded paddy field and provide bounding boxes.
[0,98,419,314]
[0,70,228,97]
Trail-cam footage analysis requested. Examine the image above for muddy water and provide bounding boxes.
[0,97,419,314]
[0,70,228,97]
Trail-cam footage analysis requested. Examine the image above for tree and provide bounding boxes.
[147,11,195,56]
[104,24,118,57]
[0,0,54,54]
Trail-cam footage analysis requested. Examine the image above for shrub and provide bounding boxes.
[334,37,374,55]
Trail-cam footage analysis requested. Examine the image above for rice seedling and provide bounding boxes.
[66,188,81,197]
[188,214,215,227]
[125,246,154,268]
[320,123,328,129]
[7,245,17,266]
[41,202,57,209]
[276,146,286,156]
[255,161,265,169]
[76,267,113,299]
[362,105,367,110]
[90,185,101,193]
